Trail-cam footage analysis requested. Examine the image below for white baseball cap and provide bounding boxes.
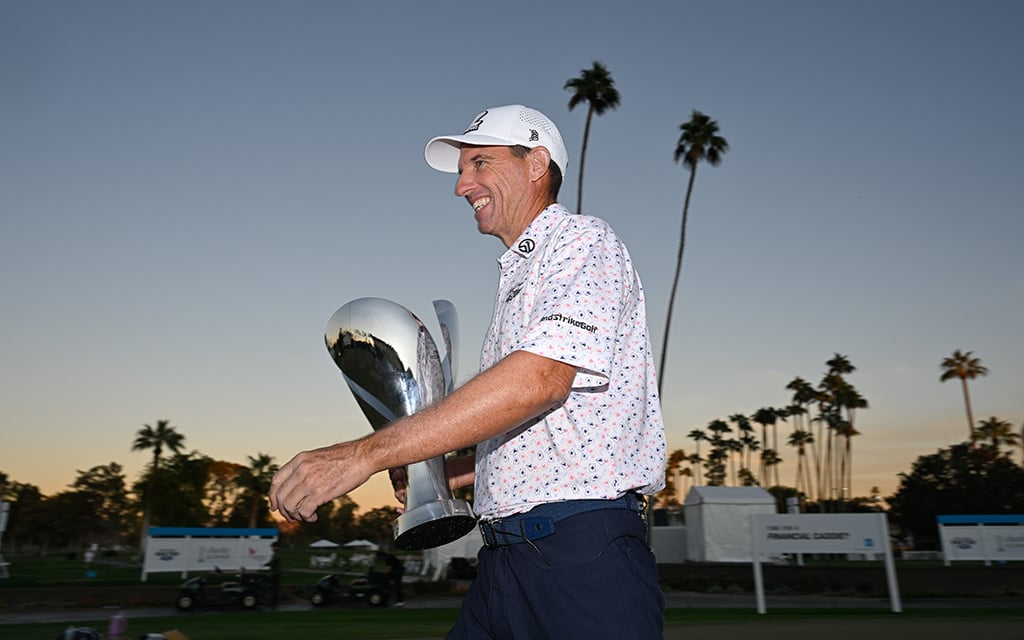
[424,104,568,177]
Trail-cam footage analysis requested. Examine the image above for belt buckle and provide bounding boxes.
[634,492,648,524]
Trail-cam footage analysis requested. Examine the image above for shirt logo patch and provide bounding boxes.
[518,238,535,254]
[505,284,524,302]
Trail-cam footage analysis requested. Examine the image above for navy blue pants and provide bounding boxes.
[447,507,664,639]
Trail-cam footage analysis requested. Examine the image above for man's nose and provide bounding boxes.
[455,171,474,197]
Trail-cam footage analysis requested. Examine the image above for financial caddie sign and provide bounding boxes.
[750,513,901,614]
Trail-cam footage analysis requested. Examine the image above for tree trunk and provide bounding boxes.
[576,105,594,214]
[659,165,698,394]
[961,378,975,443]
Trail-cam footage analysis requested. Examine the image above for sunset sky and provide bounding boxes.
[2,1,1021,514]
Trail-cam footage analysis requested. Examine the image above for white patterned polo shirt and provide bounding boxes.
[473,203,666,518]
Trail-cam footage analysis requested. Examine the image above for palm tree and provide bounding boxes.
[685,452,703,489]
[237,453,279,528]
[729,413,756,479]
[940,350,989,442]
[659,111,728,394]
[760,449,783,488]
[687,428,707,485]
[974,416,1019,451]
[564,61,620,215]
[788,429,815,497]
[705,420,732,486]
[786,376,821,498]
[739,433,760,481]
[750,407,778,484]
[769,407,789,486]
[131,419,185,554]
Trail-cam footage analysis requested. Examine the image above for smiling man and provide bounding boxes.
[270,104,666,638]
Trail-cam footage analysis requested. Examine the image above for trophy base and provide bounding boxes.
[393,499,477,550]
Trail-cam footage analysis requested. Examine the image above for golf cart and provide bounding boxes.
[309,571,392,607]
[176,566,264,611]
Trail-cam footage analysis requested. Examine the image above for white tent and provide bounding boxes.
[309,538,340,549]
[683,486,777,562]
[342,539,379,550]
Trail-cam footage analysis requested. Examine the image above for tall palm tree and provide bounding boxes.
[687,428,707,485]
[750,407,778,484]
[786,376,820,498]
[705,420,732,486]
[788,429,815,497]
[940,350,989,442]
[659,111,728,394]
[769,407,789,486]
[564,61,620,215]
[131,419,185,554]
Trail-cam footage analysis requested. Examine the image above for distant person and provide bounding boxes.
[376,549,405,606]
[264,541,282,608]
[270,104,666,638]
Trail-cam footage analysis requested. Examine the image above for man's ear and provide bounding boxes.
[527,146,552,181]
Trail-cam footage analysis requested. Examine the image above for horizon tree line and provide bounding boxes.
[658,349,1021,511]
[0,420,394,555]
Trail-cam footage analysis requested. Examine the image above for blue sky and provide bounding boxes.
[2,1,1021,511]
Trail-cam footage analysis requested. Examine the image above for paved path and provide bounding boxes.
[3,592,1022,626]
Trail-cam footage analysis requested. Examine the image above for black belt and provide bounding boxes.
[478,492,645,547]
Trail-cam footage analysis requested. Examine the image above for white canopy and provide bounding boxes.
[342,539,379,550]
[309,538,340,549]
[684,486,777,562]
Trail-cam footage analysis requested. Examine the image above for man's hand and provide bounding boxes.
[269,440,374,522]
[388,466,408,507]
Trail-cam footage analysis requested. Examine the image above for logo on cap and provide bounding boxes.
[528,129,539,143]
[465,111,487,134]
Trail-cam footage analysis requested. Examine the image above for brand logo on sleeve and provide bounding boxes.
[539,313,598,333]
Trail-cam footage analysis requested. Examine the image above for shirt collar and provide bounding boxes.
[505,203,570,260]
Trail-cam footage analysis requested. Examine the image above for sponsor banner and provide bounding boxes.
[143,530,275,575]
[940,525,1024,562]
[753,513,887,554]
[750,513,900,614]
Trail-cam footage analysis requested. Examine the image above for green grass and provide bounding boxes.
[2,607,1023,640]
[0,556,182,587]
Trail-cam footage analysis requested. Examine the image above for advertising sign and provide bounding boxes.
[754,513,887,554]
[937,515,1024,565]
[750,513,900,614]
[141,527,278,581]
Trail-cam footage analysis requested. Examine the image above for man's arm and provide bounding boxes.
[445,454,476,491]
[269,350,576,522]
[388,453,473,505]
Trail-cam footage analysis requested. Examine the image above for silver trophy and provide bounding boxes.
[325,297,476,550]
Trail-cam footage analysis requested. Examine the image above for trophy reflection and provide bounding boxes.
[325,297,476,550]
